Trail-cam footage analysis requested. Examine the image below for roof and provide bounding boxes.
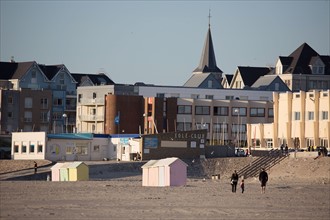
[193,27,222,73]
[0,61,35,80]
[67,162,88,169]
[38,64,63,80]
[47,133,93,140]
[71,73,115,86]
[183,73,211,87]
[237,66,273,87]
[141,157,187,168]
[223,74,233,85]
[251,75,279,88]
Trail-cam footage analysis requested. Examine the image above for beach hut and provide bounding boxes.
[67,162,89,181]
[141,157,187,187]
[51,162,65,181]
[59,163,71,181]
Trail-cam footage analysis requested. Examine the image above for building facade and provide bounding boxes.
[247,90,330,150]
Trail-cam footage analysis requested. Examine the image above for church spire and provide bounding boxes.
[193,11,222,74]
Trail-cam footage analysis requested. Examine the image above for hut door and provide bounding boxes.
[159,166,165,186]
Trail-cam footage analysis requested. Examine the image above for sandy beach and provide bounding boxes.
[0,157,329,219]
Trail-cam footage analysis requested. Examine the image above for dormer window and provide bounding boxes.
[309,57,325,75]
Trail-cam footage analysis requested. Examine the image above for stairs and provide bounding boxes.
[237,149,288,179]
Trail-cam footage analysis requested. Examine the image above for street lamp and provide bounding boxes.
[234,108,240,148]
[62,113,68,133]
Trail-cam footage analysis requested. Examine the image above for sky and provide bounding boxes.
[1,1,329,86]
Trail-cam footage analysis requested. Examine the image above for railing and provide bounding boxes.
[78,98,104,105]
[237,149,288,179]
[79,115,104,121]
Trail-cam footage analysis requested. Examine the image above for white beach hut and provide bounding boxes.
[51,162,65,181]
[141,157,188,187]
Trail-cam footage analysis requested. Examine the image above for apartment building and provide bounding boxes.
[248,90,330,150]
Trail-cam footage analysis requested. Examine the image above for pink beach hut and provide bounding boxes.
[51,162,65,181]
[141,157,188,187]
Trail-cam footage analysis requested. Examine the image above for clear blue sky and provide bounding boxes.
[1,1,329,86]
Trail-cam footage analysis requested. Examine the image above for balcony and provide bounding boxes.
[79,115,104,121]
[78,98,104,105]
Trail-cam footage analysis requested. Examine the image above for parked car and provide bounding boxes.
[235,148,246,157]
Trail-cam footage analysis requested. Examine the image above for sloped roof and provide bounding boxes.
[141,157,187,168]
[251,75,278,88]
[0,61,35,80]
[193,27,222,73]
[278,56,293,66]
[38,64,63,80]
[237,66,273,87]
[67,162,88,169]
[72,73,115,86]
[183,73,211,87]
[223,74,233,85]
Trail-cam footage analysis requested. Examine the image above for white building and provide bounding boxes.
[247,90,330,150]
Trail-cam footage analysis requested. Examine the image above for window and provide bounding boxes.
[285,80,291,87]
[93,145,100,152]
[40,98,48,109]
[24,97,33,108]
[208,80,212,88]
[76,144,88,155]
[66,147,74,154]
[195,106,210,115]
[90,108,96,115]
[191,94,199,99]
[59,72,65,85]
[225,96,234,100]
[22,144,27,153]
[321,111,328,120]
[205,95,213,100]
[294,112,300,120]
[78,94,82,103]
[231,124,246,133]
[38,144,43,153]
[176,122,192,131]
[30,144,35,153]
[14,145,19,153]
[93,92,97,99]
[308,111,314,120]
[178,105,192,114]
[196,123,209,131]
[8,112,13,118]
[8,96,13,104]
[213,123,228,133]
[275,83,279,91]
[24,111,32,122]
[323,92,328,97]
[295,94,300,98]
[156,93,165,98]
[268,108,274,118]
[40,112,48,122]
[214,106,229,116]
[53,98,63,106]
[250,108,265,117]
[232,107,247,116]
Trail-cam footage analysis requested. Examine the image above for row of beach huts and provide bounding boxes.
[50,157,188,187]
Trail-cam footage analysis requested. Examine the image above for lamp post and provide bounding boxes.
[234,108,240,148]
[62,113,68,133]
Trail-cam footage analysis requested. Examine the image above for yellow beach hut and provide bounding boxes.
[67,162,89,181]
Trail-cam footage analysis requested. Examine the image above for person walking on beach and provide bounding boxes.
[34,161,38,174]
[240,179,245,193]
[259,168,268,194]
[231,170,239,193]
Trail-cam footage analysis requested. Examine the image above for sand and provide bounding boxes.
[0,157,329,220]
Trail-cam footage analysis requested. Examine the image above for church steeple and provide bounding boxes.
[193,10,222,74]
